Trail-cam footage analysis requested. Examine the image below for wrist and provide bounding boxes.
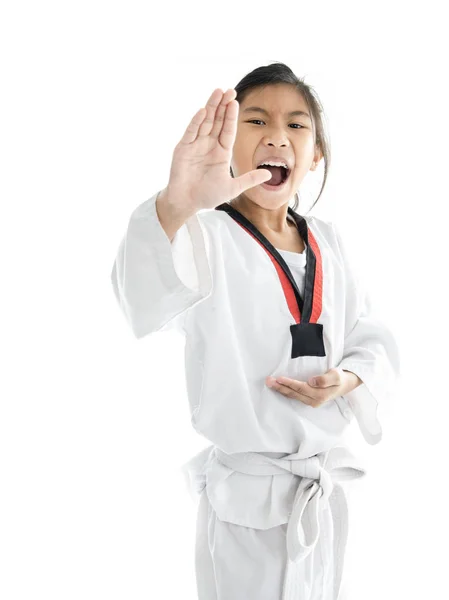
[162,185,197,220]
[341,369,363,394]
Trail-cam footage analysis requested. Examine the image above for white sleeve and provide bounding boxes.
[110,190,213,338]
[332,222,401,445]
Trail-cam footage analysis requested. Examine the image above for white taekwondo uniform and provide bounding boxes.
[110,190,400,600]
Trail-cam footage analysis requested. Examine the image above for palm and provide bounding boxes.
[167,88,271,211]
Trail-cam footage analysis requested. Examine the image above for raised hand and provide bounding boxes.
[165,88,272,213]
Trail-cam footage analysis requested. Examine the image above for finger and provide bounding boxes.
[218,99,240,151]
[178,107,208,146]
[275,376,332,404]
[309,367,344,388]
[198,88,225,138]
[277,383,314,406]
[268,377,331,408]
[271,376,341,408]
[271,376,317,404]
[274,381,332,408]
[232,168,272,195]
[270,380,310,403]
[210,88,236,139]
[275,376,311,397]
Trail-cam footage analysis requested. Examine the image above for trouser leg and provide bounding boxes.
[195,488,218,600]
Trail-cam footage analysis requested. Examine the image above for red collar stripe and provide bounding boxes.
[307,228,323,323]
[234,223,323,325]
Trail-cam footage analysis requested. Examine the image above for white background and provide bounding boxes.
[1,1,448,598]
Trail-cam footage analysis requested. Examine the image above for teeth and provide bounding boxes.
[258,160,289,169]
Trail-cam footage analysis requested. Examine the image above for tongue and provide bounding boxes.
[258,165,284,185]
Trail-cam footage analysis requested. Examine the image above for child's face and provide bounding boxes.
[231,83,322,209]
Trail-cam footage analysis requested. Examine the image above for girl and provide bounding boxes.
[111,62,400,600]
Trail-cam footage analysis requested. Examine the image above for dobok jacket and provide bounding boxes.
[110,189,400,598]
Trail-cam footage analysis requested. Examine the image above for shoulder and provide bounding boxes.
[195,207,227,224]
[303,214,340,248]
[303,214,353,275]
[192,206,238,245]
[195,206,232,229]
[304,213,333,230]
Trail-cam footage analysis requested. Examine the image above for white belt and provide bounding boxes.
[213,446,366,600]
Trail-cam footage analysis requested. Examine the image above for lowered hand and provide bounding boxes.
[265,367,362,408]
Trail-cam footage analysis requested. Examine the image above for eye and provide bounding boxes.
[247,120,304,129]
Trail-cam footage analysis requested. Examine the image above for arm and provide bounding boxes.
[341,369,363,392]
[156,186,195,243]
[110,189,213,338]
[333,223,401,445]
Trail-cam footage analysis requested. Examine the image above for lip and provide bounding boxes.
[256,155,292,170]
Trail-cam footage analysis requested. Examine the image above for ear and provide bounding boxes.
[311,153,323,171]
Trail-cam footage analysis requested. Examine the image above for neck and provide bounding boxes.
[229,195,294,235]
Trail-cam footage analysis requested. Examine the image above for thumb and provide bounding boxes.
[233,168,272,195]
[308,368,344,388]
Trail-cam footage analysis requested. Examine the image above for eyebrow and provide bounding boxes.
[242,106,311,120]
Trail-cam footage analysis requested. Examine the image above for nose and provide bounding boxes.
[266,134,289,147]
[262,124,290,147]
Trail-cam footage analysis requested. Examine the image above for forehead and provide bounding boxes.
[240,83,309,114]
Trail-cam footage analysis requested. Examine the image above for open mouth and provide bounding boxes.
[256,165,290,186]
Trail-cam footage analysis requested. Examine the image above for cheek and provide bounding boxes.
[232,137,247,161]
[233,144,256,171]
[291,163,309,180]
[234,128,259,151]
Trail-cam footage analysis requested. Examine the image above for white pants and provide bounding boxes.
[194,487,342,600]
[195,487,288,599]
[185,445,363,600]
